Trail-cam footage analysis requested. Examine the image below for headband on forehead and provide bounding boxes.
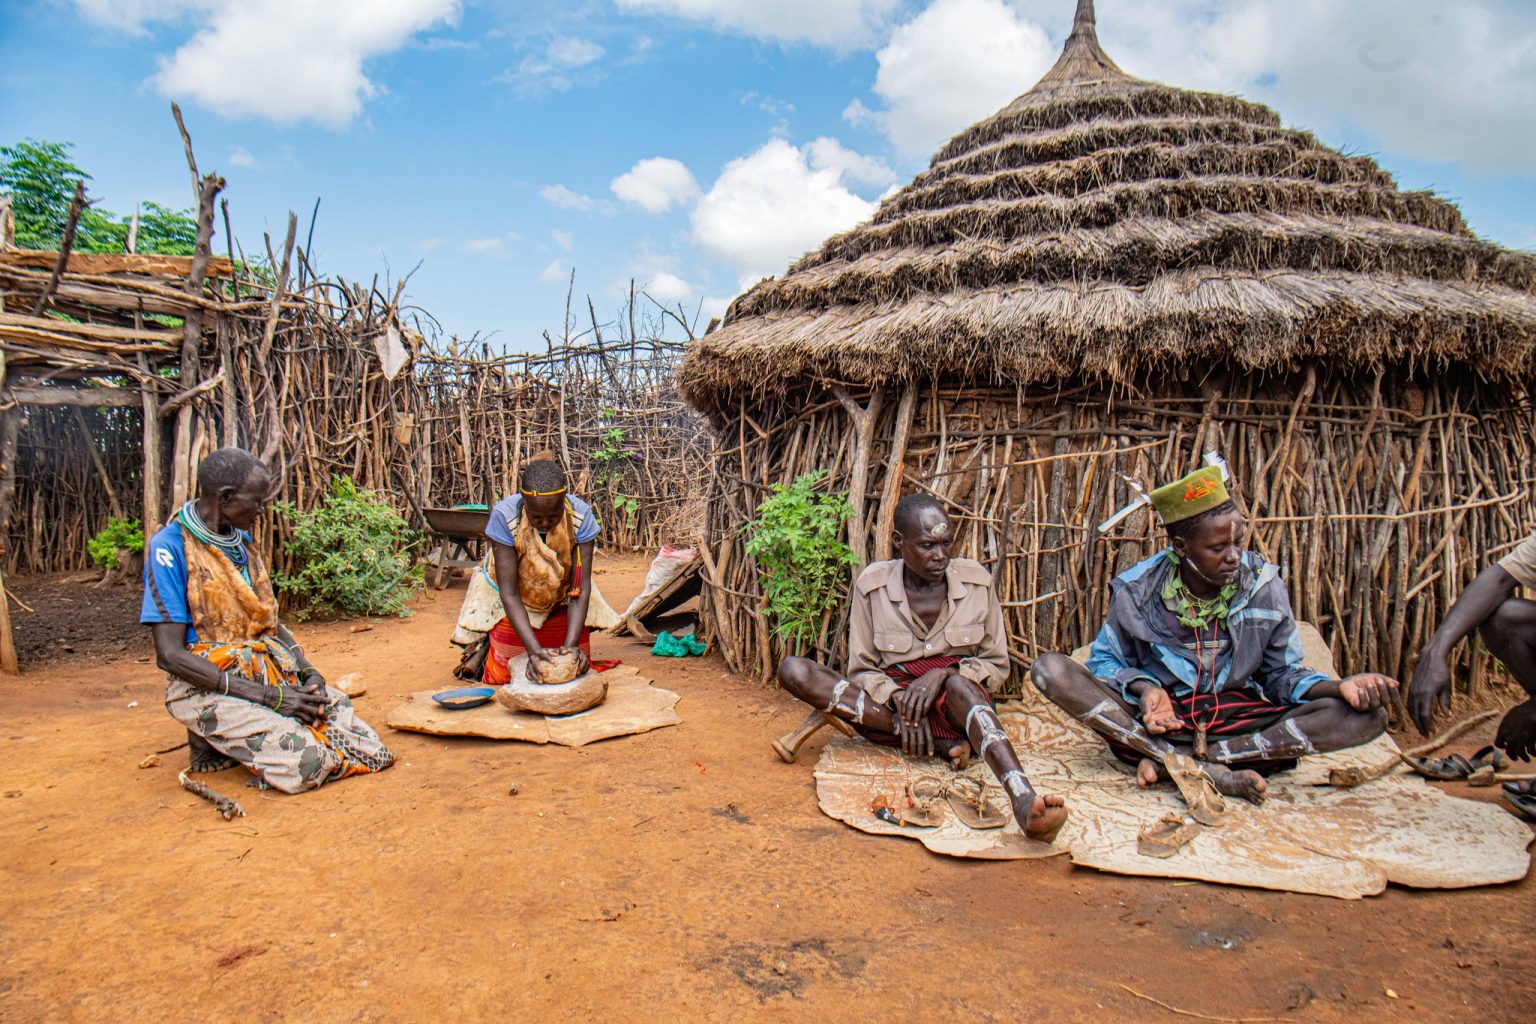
[519,487,568,498]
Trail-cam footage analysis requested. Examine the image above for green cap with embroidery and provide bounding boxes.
[1150,466,1230,526]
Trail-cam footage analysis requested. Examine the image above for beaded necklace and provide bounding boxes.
[177,500,251,582]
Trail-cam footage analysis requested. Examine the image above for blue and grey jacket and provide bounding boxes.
[1086,550,1331,707]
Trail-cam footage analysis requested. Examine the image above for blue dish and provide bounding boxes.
[431,686,496,710]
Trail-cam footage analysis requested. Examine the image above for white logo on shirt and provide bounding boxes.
[155,547,174,568]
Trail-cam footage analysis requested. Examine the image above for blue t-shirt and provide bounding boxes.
[140,520,253,645]
[485,493,601,547]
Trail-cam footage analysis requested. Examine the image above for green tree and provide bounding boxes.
[0,139,196,254]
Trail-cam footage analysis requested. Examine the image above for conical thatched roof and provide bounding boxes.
[681,0,1536,416]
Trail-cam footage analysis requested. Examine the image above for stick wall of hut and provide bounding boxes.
[698,369,1534,707]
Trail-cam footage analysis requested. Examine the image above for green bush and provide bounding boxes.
[87,517,144,570]
[743,471,858,651]
[273,476,423,619]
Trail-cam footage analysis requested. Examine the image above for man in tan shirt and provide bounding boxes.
[1410,530,1536,818]
[777,493,1067,842]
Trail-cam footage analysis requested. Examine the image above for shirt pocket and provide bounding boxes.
[873,631,914,657]
[943,620,986,651]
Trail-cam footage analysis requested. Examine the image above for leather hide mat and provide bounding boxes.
[813,627,1531,897]
[387,665,681,746]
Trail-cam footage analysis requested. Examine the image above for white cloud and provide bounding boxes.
[806,137,896,190]
[417,237,444,252]
[862,0,1055,156]
[1093,0,1536,176]
[495,36,606,95]
[227,146,256,167]
[71,0,213,35]
[462,237,505,254]
[691,137,880,284]
[539,184,607,212]
[614,0,903,49]
[700,296,732,321]
[551,229,574,250]
[539,259,569,284]
[611,157,700,213]
[642,271,694,304]
[82,0,461,128]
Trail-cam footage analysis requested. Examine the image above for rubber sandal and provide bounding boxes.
[1403,752,1475,781]
[945,776,1006,830]
[1502,788,1536,821]
[1164,753,1227,827]
[431,686,496,710]
[1470,746,1511,771]
[1503,778,1536,798]
[1137,813,1201,858]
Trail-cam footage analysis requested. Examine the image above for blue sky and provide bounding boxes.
[2,1,1534,351]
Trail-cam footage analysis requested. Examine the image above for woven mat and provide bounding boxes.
[387,665,681,746]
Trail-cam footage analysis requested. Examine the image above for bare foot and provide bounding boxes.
[1136,757,1167,788]
[1024,794,1068,842]
[1202,762,1268,805]
[940,739,973,771]
[187,731,237,773]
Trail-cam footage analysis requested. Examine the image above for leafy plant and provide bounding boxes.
[612,493,639,527]
[743,471,858,650]
[273,476,423,619]
[0,139,197,254]
[87,517,144,570]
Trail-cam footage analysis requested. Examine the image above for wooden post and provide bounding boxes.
[0,410,18,674]
[168,103,225,507]
[831,384,885,567]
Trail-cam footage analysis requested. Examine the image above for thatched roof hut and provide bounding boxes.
[681,0,1536,692]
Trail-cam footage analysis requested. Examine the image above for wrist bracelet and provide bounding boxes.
[221,670,231,696]
[274,684,285,712]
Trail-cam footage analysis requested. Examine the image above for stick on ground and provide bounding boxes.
[177,767,245,820]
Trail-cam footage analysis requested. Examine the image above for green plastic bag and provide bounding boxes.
[652,630,707,657]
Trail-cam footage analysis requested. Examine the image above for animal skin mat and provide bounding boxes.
[814,632,1532,898]
[387,665,681,746]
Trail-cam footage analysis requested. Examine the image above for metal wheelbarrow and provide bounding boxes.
[421,505,491,590]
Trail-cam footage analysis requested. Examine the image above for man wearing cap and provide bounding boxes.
[1030,467,1398,805]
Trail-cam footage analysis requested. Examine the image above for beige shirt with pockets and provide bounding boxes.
[846,557,1010,705]
[1500,532,1536,588]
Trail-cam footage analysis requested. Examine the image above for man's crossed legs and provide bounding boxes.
[778,656,1067,839]
[1030,653,1387,804]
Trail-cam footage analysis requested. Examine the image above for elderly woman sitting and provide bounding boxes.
[141,447,394,793]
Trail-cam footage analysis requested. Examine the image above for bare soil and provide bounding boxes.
[8,572,149,669]
[0,555,1530,1023]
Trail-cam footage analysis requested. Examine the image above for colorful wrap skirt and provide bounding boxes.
[483,607,592,685]
[165,638,394,793]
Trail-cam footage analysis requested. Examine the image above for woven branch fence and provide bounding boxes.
[3,325,706,576]
[699,365,1535,701]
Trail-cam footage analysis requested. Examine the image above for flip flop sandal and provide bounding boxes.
[1137,813,1202,859]
[431,686,496,710]
[1403,752,1476,781]
[945,776,1007,830]
[1502,788,1536,821]
[1502,778,1536,798]
[1471,746,1511,772]
[1164,753,1227,827]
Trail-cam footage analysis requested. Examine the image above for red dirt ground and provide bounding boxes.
[0,555,1530,1023]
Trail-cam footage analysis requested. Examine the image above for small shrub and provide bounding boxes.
[273,476,423,619]
[87,517,144,570]
[743,471,857,651]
